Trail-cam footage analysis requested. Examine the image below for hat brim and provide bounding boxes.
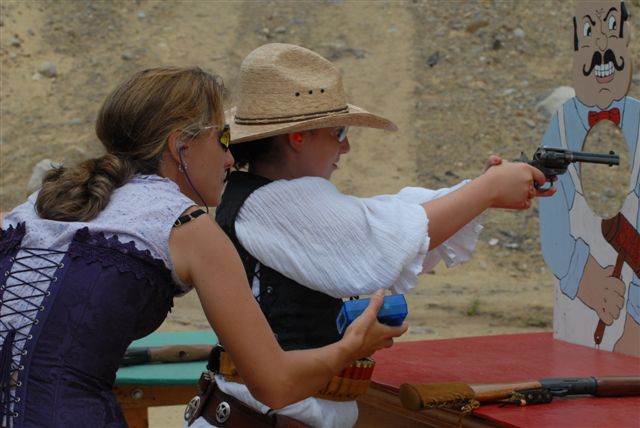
[226,104,397,144]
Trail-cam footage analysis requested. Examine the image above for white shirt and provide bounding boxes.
[236,177,482,298]
[190,176,483,428]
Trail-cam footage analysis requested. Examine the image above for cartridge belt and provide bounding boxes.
[210,345,375,401]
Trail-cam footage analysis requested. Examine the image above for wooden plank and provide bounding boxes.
[114,384,197,408]
[123,407,149,428]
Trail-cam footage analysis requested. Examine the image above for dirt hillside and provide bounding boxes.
[1,1,639,426]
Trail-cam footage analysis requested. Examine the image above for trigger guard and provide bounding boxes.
[534,181,555,192]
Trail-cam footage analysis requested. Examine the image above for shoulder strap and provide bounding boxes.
[173,208,207,228]
[215,171,272,241]
[215,171,273,289]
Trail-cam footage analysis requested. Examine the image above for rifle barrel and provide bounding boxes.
[595,376,640,397]
[477,376,640,400]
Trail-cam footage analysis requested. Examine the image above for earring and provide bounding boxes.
[292,132,304,143]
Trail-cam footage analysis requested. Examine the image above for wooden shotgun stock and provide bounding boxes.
[399,376,640,411]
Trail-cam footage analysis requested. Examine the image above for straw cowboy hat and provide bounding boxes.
[226,43,397,144]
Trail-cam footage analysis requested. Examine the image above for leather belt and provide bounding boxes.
[208,345,375,401]
[185,373,308,428]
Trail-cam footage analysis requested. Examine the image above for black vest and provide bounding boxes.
[216,171,343,351]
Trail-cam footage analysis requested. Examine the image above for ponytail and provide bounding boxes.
[35,154,134,222]
[34,66,223,222]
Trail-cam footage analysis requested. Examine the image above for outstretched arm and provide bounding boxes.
[169,211,407,409]
[422,159,553,249]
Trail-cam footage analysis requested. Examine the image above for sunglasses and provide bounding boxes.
[217,124,231,151]
[333,126,349,143]
[200,124,231,152]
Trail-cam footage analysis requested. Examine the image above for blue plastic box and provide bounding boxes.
[336,294,408,335]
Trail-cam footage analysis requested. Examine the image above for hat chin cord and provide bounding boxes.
[178,147,210,214]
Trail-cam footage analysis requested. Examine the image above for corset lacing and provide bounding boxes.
[1,247,66,426]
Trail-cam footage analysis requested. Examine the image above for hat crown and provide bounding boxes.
[235,43,348,122]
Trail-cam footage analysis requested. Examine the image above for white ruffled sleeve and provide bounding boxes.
[235,177,482,298]
[377,180,483,272]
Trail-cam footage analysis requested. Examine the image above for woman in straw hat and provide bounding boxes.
[0,66,406,428]
[186,43,556,428]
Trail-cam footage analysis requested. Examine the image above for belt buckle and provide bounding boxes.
[184,395,202,424]
[215,401,231,424]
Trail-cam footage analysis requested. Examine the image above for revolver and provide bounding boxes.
[518,146,619,190]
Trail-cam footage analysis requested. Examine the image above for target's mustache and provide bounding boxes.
[583,49,625,76]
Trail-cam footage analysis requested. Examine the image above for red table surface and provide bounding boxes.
[371,333,640,428]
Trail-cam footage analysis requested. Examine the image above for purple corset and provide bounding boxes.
[1,224,176,427]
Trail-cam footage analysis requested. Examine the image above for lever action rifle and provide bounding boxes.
[399,376,640,413]
[518,146,619,190]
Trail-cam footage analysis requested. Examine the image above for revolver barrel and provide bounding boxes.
[534,147,620,167]
[566,150,620,166]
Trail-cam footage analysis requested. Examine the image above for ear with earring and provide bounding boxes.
[292,132,304,143]
[174,138,210,212]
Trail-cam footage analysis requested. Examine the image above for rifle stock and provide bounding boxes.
[471,381,541,403]
[400,376,640,411]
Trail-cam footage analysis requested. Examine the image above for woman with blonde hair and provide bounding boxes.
[0,66,406,428]
[194,43,555,428]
